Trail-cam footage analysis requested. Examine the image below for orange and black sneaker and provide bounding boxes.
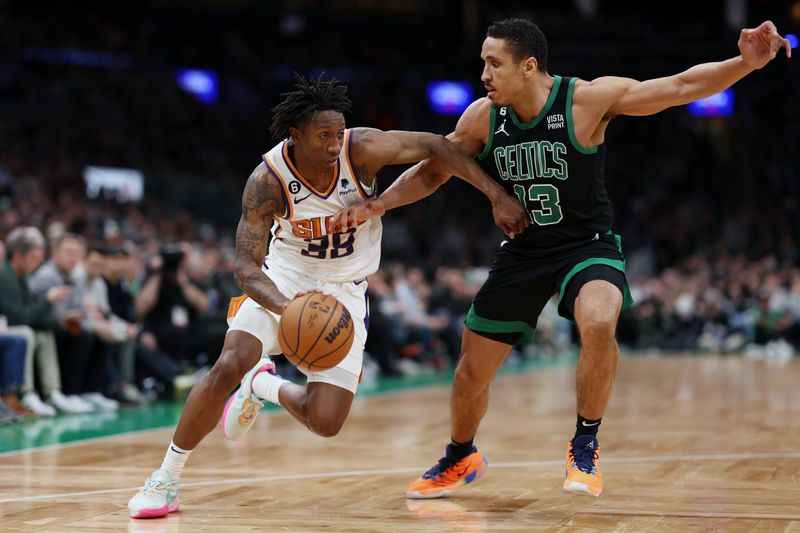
[406,445,488,499]
[563,435,602,497]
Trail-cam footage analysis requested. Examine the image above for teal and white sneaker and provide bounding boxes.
[128,469,179,519]
[221,357,277,441]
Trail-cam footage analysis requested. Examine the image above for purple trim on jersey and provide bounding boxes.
[262,154,290,218]
[364,290,370,331]
[347,129,373,200]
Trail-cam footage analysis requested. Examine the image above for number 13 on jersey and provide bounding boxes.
[513,183,563,226]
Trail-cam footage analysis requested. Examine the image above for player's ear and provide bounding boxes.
[523,56,538,77]
[288,126,300,143]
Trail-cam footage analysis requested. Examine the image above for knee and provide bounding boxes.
[579,316,618,347]
[14,325,35,342]
[209,348,258,390]
[454,352,491,390]
[307,414,345,438]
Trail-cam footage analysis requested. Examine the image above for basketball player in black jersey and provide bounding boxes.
[330,19,791,498]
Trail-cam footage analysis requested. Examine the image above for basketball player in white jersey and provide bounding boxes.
[128,73,527,518]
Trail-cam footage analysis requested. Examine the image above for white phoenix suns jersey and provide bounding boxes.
[261,128,382,282]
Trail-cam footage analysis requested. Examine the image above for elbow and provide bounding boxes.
[434,134,449,151]
[424,133,448,154]
[233,270,246,291]
[425,135,456,182]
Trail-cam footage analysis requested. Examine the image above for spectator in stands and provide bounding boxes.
[76,245,144,404]
[135,243,210,367]
[103,245,190,398]
[183,243,228,367]
[29,233,118,411]
[0,226,88,414]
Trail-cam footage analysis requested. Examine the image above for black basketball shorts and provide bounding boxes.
[464,231,633,345]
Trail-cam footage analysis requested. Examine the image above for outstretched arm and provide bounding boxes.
[331,99,527,236]
[234,163,290,314]
[352,97,492,208]
[351,129,503,205]
[595,21,791,118]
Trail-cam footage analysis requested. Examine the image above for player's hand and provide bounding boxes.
[491,192,529,239]
[327,198,386,233]
[279,289,323,312]
[739,21,791,70]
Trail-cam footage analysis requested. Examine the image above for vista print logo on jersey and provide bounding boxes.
[546,113,564,130]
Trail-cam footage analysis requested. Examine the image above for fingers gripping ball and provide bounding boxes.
[278,293,354,371]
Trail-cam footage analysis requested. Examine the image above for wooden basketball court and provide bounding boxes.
[2,355,799,531]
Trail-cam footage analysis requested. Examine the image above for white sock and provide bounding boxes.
[252,371,288,406]
[160,441,192,482]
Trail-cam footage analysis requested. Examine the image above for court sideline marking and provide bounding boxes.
[2,450,800,504]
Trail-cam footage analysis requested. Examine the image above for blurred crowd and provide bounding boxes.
[0,185,799,425]
[621,253,800,357]
[1,3,798,424]
[0,207,234,424]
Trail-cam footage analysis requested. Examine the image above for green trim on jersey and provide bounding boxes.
[566,77,599,154]
[465,305,535,342]
[557,256,633,320]
[509,75,562,130]
[477,106,497,161]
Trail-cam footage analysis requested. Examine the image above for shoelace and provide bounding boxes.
[570,444,598,475]
[142,478,170,494]
[422,456,456,480]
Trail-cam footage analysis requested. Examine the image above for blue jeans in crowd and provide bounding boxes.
[0,335,27,393]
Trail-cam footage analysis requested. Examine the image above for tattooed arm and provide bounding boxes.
[233,163,290,314]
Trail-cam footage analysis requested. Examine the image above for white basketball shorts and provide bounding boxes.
[226,265,368,393]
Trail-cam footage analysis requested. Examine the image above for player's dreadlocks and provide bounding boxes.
[270,73,352,141]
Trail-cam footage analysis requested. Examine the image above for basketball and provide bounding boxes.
[278,292,354,371]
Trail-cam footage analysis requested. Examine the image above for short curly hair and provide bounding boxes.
[487,18,548,71]
[269,73,352,141]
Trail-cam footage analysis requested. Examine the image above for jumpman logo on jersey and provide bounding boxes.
[495,119,510,137]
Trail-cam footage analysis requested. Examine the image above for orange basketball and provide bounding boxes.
[278,292,354,371]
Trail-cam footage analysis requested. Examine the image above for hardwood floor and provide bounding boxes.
[1,355,799,532]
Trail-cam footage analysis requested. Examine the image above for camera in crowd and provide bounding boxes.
[160,244,185,275]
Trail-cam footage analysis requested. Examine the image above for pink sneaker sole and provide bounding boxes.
[130,497,180,519]
[221,393,237,440]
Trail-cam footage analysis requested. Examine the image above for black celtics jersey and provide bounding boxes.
[478,75,612,248]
